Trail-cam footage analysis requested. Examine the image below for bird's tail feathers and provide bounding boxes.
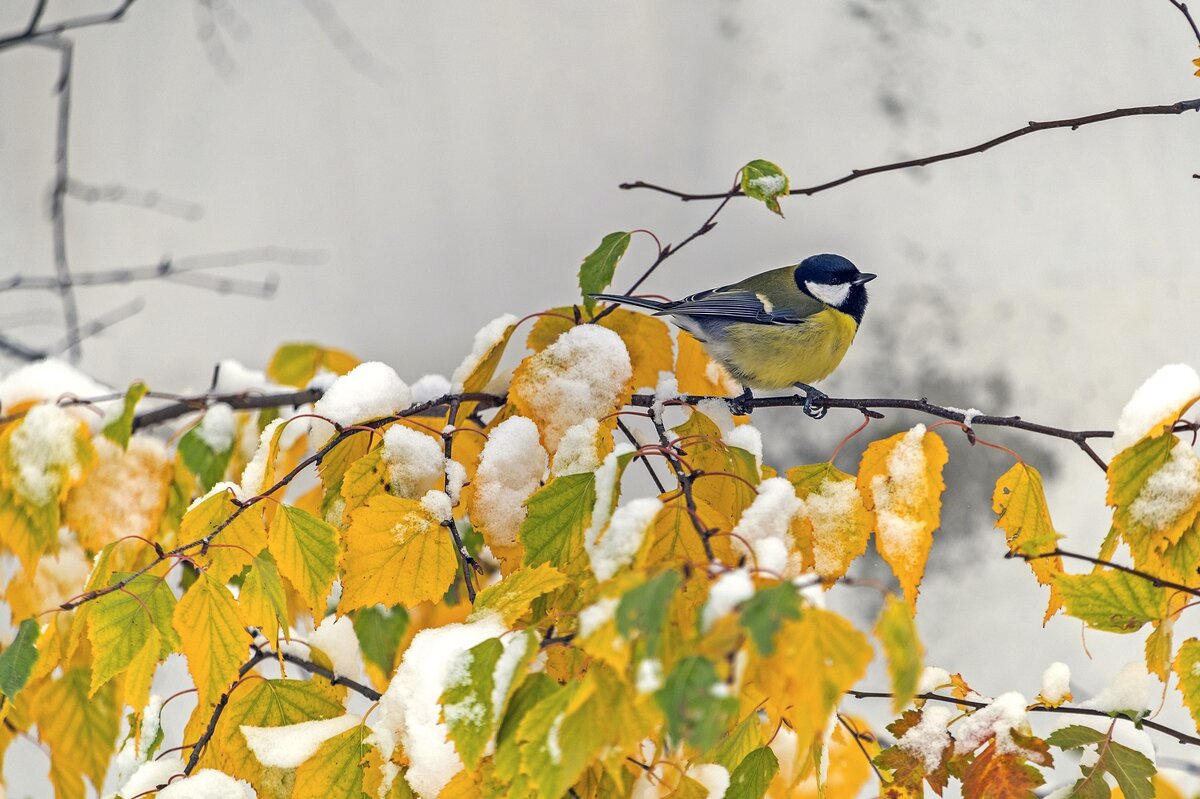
[589,293,668,312]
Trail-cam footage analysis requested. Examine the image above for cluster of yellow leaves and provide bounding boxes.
[0,281,1197,799]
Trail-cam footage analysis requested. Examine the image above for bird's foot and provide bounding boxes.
[727,386,755,416]
[794,383,828,420]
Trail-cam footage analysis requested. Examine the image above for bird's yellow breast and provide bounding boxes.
[720,308,859,389]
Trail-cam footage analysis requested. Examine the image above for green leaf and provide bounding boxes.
[101,381,149,449]
[1046,725,1108,749]
[292,722,373,799]
[739,582,802,655]
[740,159,790,216]
[352,605,409,674]
[875,594,923,712]
[726,746,779,799]
[0,619,40,700]
[578,232,632,315]
[1050,724,1154,799]
[616,570,680,658]
[520,473,595,574]
[178,425,235,492]
[1054,569,1167,633]
[87,572,179,695]
[268,505,339,618]
[442,629,538,769]
[655,656,739,750]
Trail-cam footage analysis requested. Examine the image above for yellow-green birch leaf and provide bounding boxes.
[339,494,458,611]
[520,473,595,575]
[87,571,179,695]
[1146,619,1175,682]
[443,629,539,770]
[527,307,673,390]
[340,445,388,517]
[726,746,780,799]
[182,488,266,583]
[1108,432,1200,557]
[268,505,339,618]
[292,721,373,799]
[201,678,344,782]
[34,668,118,797]
[740,159,790,216]
[174,570,248,708]
[875,594,923,712]
[1173,638,1200,731]
[268,342,360,388]
[1054,570,1168,633]
[101,381,149,449]
[472,564,569,624]
[240,550,288,647]
[992,461,1065,622]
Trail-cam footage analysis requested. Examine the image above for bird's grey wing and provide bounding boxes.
[660,288,806,325]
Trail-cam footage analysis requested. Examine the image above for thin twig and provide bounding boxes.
[620,99,1200,202]
[591,178,740,322]
[647,407,715,561]
[632,392,1132,472]
[1166,0,1200,46]
[616,418,667,494]
[443,398,479,602]
[1019,548,1200,599]
[0,0,139,51]
[845,689,1200,748]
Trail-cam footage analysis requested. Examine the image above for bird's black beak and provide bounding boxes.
[852,273,877,285]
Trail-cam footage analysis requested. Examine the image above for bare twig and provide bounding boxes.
[620,99,1200,202]
[630,392,1130,472]
[0,0,139,51]
[1019,548,1200,599]
[1166,0,1200,46]
[65,178,204,220]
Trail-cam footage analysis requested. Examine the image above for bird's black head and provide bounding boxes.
[793,253,876,324]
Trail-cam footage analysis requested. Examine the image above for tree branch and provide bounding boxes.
[0,0,139,51]
[620,99,1200,202]
[845,689,1200,748]
[628,391,1148,472]
[1019,548,1200,599]
[1166,0,1200,46]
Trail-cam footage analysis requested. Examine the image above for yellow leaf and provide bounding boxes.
[644,495,737,568]
[65,435,172,551]
[676,330,739,397]
[472,564,569,624]
[340,444,388,517]
[528,307,673,390]
[240,551,289,647]
[0,406,95,572]
[790,715,878,799]
[174,570,248,708]
[183,488,267,582]
[788,463,872,582]
[268,505,340,619]
[750,607,872,755]
[121,626,161,714]
[510,324,633,450]
[1145,617,1174,683]
[857,426,948,611]
[199,678,344,785]
[339,494,459,611]
[459,316,520,394]
[33,668,118,798]
[268,342,360,388]
[673,409,758,523]
[992,462,1064,622]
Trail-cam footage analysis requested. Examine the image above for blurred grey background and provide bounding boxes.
[2,0,1200,794]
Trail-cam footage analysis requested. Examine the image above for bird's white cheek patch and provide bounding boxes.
[805,281,851,307]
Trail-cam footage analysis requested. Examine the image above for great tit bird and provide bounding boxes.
[592,253,875,417]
